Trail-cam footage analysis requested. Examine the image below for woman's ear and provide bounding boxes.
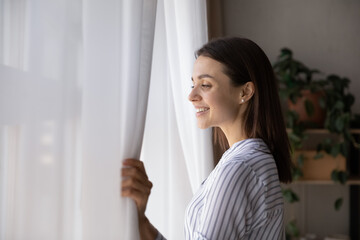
[239,82,255,104]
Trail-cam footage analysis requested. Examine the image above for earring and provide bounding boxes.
[241,99,245,103]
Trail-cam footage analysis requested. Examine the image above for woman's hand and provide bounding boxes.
[121,158,153,219]
[121,159,158,240]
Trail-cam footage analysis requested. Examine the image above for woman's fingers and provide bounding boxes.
[121,159,152,215]
[123,158,148,177]
[121,166,149,184]
[121,175,152,194]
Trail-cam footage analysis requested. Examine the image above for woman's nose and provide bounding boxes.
[188,87,201,102]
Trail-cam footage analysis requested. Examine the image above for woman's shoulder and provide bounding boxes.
[222,138,270,160]
[220,139,274,170]
[210,158,263,190]
[216,139,280,188]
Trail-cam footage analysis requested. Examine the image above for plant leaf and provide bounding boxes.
[282,189,300,203]
[330,144,340,157]
[297,154,305,167]
[314,152,324,159]
[335,198,343,211]
[286,220,300,237]
[292,167,303,181]
[335,117,345,132]
[334,101,345,110]
[318,96,326,109]
[338,171,348,185]
[289,132,301,143]
[331,170,338,183]
[304,99,315,116]
[281,48,292,57]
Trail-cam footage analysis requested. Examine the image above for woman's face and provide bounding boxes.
[189,56,243,130]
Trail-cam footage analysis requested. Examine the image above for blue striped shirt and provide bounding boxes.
[156,138,285,240]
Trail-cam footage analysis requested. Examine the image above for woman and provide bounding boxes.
[121,37,292,240]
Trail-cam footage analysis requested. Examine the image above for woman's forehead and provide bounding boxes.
[193,56,226,78]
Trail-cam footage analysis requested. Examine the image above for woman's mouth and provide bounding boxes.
[196,107,210,116]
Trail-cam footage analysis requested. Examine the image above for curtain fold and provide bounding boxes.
[1,0,157,239]
[81,0,157,239]
[142,0,213,239]
[0,1,83,239]
[162,0,212,193]
[0,0,210,239]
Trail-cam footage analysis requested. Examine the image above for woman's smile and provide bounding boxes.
[195,107,210,117]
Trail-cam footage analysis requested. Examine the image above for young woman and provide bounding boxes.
[121,37,292,240]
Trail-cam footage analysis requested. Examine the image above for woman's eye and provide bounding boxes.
[191,84,211,89]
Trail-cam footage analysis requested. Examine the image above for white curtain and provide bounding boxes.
[0,0,156,239]
[0,0,83,239]
[81,0,156,239]
[142,0,213,239]
[0,0,211,239]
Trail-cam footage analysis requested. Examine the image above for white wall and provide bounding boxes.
[222,0,360,237]
[223,0,360,114]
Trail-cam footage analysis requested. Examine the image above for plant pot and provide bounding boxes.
[294,150,346,181]
[288,90,326,128]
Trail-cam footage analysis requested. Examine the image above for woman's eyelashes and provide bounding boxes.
[191,84,212,89]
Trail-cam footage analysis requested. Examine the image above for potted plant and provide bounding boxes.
[273,48,327,128]
[273,48,359,239]
[273,48,328,181]
[317,74,359,209]
[273,48,357,187]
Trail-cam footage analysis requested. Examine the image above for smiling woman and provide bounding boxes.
[189,56,250,139]
[122,37,293,240]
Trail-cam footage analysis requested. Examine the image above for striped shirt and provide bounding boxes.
[156,138,285,240]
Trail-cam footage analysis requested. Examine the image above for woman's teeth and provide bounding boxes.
[196,108,209,113]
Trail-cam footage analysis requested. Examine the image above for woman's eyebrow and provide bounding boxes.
[191,74,215,82]
[198,74,215,79]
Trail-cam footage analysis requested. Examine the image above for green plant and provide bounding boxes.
[285,220,300,240]
[273,48,359,239]
[319,74,359,210]
[274,47,357,186]
[273,48,325,180]
[319,74,356,156]
[273,48,326,104]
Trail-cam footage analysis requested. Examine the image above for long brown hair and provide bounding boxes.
[196,37,292,183]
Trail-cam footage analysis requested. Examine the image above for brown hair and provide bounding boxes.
[196,37,292,183]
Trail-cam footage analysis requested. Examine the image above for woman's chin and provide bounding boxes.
[197,122,210,129]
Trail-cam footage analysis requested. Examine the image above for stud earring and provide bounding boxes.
[241,99,245,103]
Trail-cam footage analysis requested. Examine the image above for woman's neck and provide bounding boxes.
[220,124,247,148]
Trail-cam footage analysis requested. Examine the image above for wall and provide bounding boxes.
[221,0,360,237]
[223,0,360,114]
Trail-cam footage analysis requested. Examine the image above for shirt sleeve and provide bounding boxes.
[195,161,268,239]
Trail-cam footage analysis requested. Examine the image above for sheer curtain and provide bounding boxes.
[142,0,213,239]
[0,0,156,239]
[0,0,211,239]
[81,0,156,239]
[0,0,83,239]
